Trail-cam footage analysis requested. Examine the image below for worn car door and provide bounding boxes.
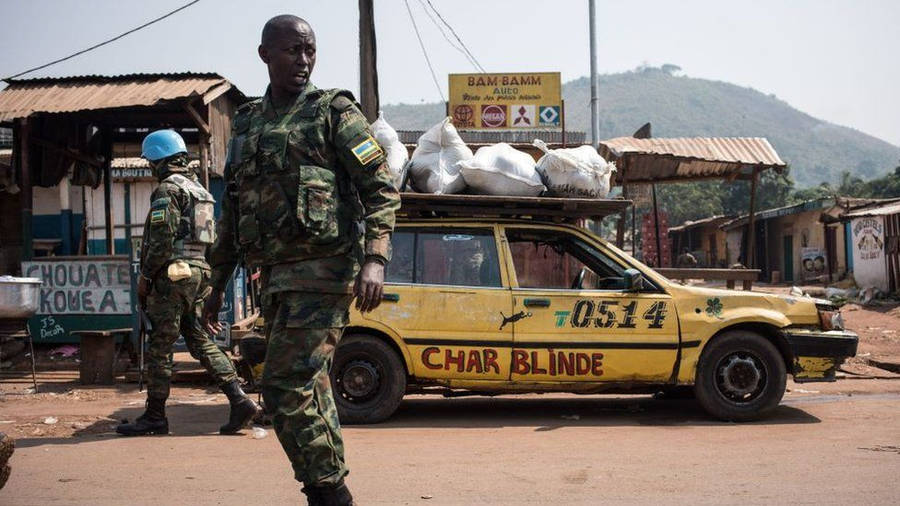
[360,224,514,381]
[501,225,680,383]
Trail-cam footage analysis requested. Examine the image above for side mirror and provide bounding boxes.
[624,268,645,292]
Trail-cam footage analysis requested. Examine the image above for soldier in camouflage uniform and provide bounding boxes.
[117,129,259,437]
[202,15,399,506]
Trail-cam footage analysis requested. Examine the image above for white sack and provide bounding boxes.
[370,111,409,189]
[533,139,616,198]
[458,143,546,196]
[407,117,472,194]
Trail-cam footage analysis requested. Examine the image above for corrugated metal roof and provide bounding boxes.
[0,72,244,122]
[721,198,833,230]
[844,201,900,218]
[598,137,786,184]
[668,215,733,234]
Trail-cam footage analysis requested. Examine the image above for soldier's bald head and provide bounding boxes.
[258,14,317,98]
[261,15,314,47]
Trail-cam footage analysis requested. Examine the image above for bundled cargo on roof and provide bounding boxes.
[533,139,616,198]
[458,143,546,197]
[370,111,408,189]
[403,118,617,199]
[407,118,471,194]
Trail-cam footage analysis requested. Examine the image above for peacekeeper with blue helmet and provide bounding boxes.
[116,129,259,437]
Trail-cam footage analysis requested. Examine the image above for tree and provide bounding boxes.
[660,63,682,75]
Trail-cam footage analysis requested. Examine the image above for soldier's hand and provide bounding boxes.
[137,276,151,308]
[354,259,385,313]
[202,289,225,335]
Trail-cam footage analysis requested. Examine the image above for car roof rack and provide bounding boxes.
[398,193,631,222]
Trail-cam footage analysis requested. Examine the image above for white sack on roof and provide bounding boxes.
[407,117,471,194]
[458,143,546,197]
[370,111,408,189]
[533,139,616,198]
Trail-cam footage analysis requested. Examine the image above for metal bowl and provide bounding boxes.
[0,276,43,319]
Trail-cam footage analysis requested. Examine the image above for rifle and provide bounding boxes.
[138,307,153,392]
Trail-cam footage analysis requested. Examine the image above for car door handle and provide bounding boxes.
[382,293,400,302]
[523,298,551,308]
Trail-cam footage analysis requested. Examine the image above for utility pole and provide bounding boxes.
[588,0,600,148]
[359,0,379,122]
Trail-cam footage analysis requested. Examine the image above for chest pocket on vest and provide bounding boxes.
[234,132,263,247]
[236,126,340,247]
[297,165,339,244]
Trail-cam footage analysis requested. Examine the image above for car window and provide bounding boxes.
[506,228,626,290]
[385,228,502,287]
[385,231,415,283]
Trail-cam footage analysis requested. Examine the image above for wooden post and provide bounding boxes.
[19,118,33,261]
[102,130,114,255]
[358,0,379,122]
[615,190,626,248]
[561,99,566,147]
[746,168,760,269]
[199,135,210,189]
[183,100,212,188]
[652,183,662,267]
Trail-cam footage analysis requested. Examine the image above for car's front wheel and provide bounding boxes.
[694,330,786,421]
[331,334,406,424]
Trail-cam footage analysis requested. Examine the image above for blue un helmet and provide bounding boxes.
[141,129,187,162]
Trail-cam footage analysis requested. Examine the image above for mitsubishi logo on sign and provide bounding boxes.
[511,105,535,127]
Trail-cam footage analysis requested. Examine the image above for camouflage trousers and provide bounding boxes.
[145,265,238,400]
[261,291,352,486]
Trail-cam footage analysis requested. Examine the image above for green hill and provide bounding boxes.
[382,66,900,187]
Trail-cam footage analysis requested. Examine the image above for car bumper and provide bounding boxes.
[783,330,859,382]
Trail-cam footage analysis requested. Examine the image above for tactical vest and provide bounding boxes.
[229,89,362,266]
[164,173,216,260]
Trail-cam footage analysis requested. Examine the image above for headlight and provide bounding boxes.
[818,309,845,331]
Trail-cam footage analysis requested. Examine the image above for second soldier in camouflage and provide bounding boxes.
[117,129,260,437]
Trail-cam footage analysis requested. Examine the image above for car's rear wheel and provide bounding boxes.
[331,334,406,424]
[694,330,786,421]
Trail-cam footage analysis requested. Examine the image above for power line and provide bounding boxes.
[3,0,202,81]
[403,0,445,102]
[422,0,486,73]
[415,0,481,72]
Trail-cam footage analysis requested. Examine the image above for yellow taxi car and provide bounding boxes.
[330,198,857,424]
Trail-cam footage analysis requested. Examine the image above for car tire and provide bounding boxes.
[331,334,406,424]
[694,330,786,422]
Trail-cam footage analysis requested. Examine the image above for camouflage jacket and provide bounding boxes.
[140,170,211,279]
[209,83,399,293]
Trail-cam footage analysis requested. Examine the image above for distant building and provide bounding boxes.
[668,215,733,267]
[840,199,900,292]
[720,197,885,284]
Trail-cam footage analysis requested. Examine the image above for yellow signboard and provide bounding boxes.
[448,72,562,130]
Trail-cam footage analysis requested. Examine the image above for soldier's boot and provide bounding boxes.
[302,479,354,506]
[0,432,14,490]
[219,380,260,435]
[116,396,169,436]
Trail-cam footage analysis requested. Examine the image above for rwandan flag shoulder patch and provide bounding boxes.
[350,136,383,166]
[150,209,166,224]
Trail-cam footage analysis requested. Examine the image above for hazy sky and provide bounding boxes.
[1,0,898,145]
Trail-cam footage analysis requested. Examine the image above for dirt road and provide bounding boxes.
[1,378,898,505]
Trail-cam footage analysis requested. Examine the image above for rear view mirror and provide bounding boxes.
[624,268,644,292]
